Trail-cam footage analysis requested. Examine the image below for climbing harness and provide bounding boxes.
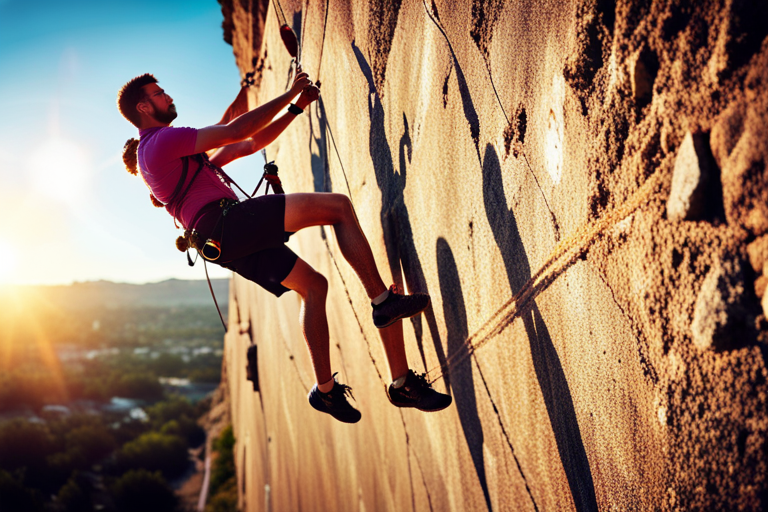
[184,158,285,332]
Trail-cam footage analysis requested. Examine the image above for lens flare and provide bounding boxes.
[29,137,91,207]
[0,239,17,284]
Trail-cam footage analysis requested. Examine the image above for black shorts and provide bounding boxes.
[193,195,298,297]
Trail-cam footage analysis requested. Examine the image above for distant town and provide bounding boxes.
[0,279,235,511]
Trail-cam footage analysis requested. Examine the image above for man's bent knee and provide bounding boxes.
[292,270,327,300]
[281,258,327,298]
[328,193,353,224]
[307,272,328,298]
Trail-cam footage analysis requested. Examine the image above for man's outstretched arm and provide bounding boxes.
[209,85,320,168]
[194,71,312,154]
[216,86,249,126]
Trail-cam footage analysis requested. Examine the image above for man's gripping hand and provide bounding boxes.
[194,66,315,155]
[290,69,312,97]
[296,84,320,110]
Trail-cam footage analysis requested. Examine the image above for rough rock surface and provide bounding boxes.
[218,0,768,510]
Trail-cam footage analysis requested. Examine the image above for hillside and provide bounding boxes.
[4,278,230,310]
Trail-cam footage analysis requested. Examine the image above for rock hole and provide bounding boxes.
[503,104,527,158]
[564,0,611,93]
[632,47,659,112]
[515,105,527,144]
[737,429,749,457]
[661,5,687,42]
[596,0,616,33]
[719,1,768,74]
[672,249,684,269]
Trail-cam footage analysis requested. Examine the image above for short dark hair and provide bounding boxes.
[117,73,157,128]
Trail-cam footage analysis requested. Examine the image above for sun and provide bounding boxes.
[0,238,18,284]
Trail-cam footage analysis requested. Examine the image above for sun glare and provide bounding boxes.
[0,239,18,284]
[30,137,91,206]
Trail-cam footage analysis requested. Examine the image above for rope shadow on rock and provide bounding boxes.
[352,40,449,384]
[481,142,598,512]
[309,96,332,196]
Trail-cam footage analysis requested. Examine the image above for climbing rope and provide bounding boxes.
[316,0,330,83]
[421,0,561,242]
[425,166,664,383]
[271,0,288,26]
[260,0,665,387]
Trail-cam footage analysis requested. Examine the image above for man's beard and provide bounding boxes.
[154,104,177,124]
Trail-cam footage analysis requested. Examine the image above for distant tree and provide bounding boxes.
[65,424,116,465]
[111,418,151,446]
[205,477,237,512]
[46,448,87,484]
[114,372,163,400]
[188,366,222,383]
[0,420,55,472]
[206,426,237,512]
[145,396,196,427]
[56,472,91,512]
[208,426,236,497]
[160,417,205,448]
[110,469,179,512]
[151,353,186,376]
[116,432,189,478]
[0,469,43,512]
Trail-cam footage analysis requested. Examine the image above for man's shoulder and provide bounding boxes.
[144,125,198,143]
[140,126,198,164]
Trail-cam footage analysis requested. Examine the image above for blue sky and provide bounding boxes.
[0,0,262,284]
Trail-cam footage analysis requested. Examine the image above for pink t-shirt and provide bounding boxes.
[137,126,238,229]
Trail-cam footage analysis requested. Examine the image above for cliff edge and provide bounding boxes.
[218,0,768,510]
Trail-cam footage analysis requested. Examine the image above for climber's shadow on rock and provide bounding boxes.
[309,96,332,195]
[437,237,492,510]
[352,40,449,384]
[482,143,598,512]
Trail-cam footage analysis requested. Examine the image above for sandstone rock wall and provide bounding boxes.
[219,0,768,510]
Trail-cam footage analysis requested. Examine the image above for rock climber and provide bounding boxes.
[116,71,452,423]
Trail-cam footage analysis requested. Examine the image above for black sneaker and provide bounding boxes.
[386,370,452,412]
[372,284,430,329]
[307,373,361,423]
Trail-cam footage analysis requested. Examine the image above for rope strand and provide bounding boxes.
[425,166,664,382]
[271,0,287,25]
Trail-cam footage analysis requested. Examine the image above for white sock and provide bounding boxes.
[372,289,390,306]
[392,374,407,388]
